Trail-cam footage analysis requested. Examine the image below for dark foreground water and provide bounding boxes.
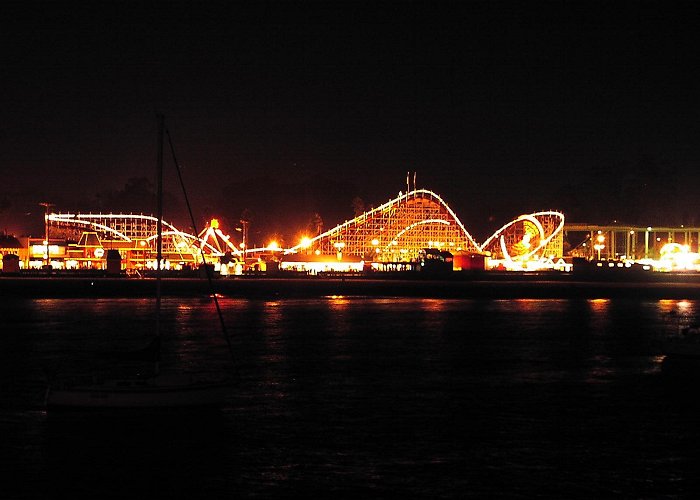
[2,296,700,498]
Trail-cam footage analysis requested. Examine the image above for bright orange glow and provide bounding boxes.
[268,241,279,250]
[597,234,605,243]
[300,237,311,248]
[589,298,610,313]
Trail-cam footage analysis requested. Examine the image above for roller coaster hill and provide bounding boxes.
[14,188,569,275]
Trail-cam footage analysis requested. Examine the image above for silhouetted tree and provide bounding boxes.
[351,196,365,217]
[311,212,324,236]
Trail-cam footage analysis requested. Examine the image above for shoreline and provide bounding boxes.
[3,272,700,299]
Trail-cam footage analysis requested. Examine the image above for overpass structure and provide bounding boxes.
[564,223,700,261]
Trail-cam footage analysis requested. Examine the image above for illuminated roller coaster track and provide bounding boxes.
[287,189,565,262]
[47,213,236,263]
[480,211,565,263]
[287,189,481,261]
[48,190,565,266]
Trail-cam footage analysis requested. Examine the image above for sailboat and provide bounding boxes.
[44,115,237,409]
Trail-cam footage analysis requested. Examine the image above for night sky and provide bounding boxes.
[2,1,700,243]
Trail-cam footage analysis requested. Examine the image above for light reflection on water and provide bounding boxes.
[1,296,700,497]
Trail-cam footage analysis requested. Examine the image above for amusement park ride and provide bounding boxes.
[38,187,567,273]
[287,189,565,271]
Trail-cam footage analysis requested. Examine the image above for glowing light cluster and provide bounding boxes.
[656,242,700,271]
[198,219,242,255]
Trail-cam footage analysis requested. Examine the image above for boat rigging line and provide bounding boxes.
[163,117,238,375]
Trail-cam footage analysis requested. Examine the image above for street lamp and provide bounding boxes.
[593,233,605,260]
[334,241,345,260]
[39,202,53,270]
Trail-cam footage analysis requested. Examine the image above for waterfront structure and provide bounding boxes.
[285,189,565,271]
[7,186,700,273]
[7,187,569,272]
[279,253,365,274]
[566,223,700,270]
[481,211,565,270]
[39,213,235,271]
[287,189,482,262]
[0,233,21,271]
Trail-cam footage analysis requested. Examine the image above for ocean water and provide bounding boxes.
[1,295,699,498]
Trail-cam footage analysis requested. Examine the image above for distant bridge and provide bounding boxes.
[564,223,700,260]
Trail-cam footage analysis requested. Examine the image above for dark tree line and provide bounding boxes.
[55,177,190,228]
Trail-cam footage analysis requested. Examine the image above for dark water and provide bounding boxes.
[2,296,699,498]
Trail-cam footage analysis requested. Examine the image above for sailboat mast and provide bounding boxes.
[156,114,164,340]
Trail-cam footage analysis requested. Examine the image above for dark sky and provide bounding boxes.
[2,1,700,241]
